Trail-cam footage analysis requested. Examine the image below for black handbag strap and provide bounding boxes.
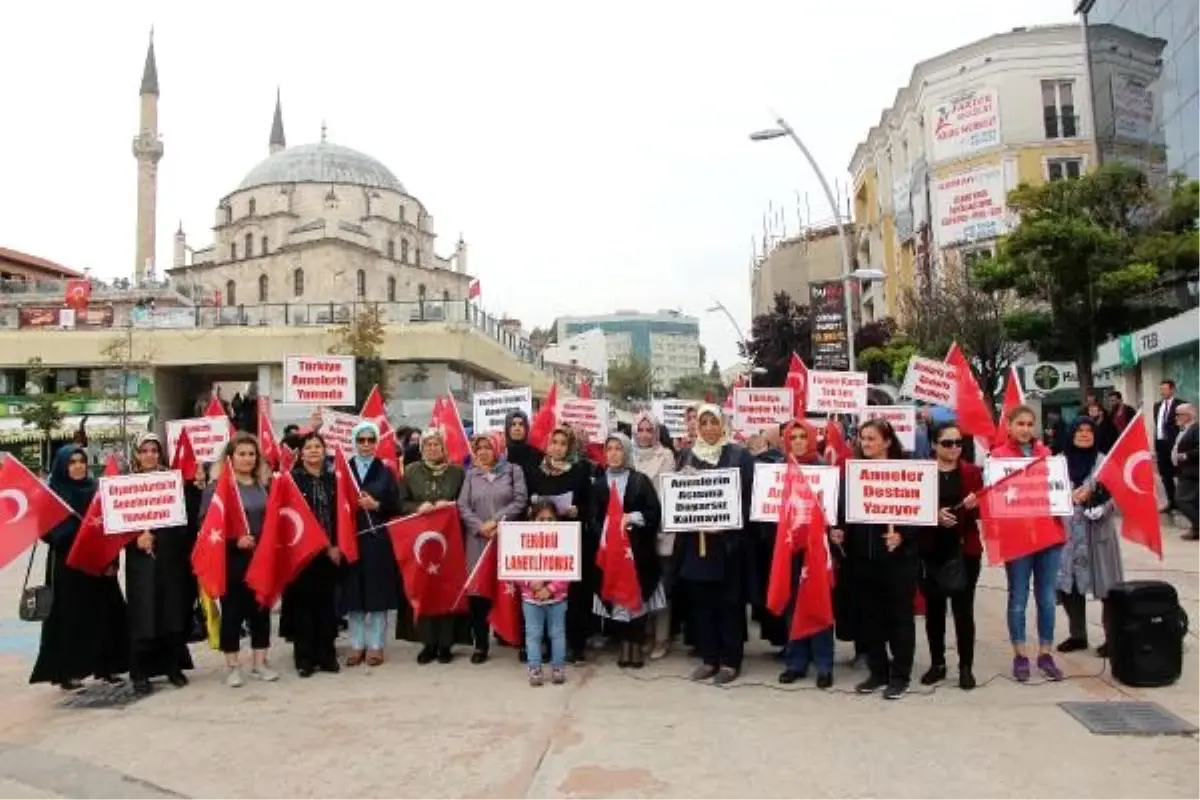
[21,543,38,592]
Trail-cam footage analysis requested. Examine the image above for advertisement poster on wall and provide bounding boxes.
[933,164,1009,246]
[1111,74,1154,143]
[929,88,1001,163]
[808,280,850,371]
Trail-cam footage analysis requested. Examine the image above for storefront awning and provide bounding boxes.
[0,414,151,444]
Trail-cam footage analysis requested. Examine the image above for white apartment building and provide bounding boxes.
[541,328,609,386]
[552,310,702,393]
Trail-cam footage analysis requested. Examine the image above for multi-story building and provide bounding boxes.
[541,328,609,388]
[552,310,701,393]
[847,23,1164,322]
[750,220,849,319]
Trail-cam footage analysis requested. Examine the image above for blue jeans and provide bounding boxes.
[1004,546,1064,646]
[348,611,387,651]
[522,601,567,670]
[784,626,835,675]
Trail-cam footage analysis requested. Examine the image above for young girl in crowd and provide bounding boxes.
[522,501,570,686]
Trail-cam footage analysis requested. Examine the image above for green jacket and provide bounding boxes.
[398,461,466,514]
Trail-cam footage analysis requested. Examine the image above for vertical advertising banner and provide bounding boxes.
[809,280,850,371]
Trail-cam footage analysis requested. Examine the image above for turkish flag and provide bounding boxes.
[784,352,809,418]
[468,278,481,300]
[203,394,226,419]
[66,456,129,575]
[529,384,559,453]
[579,381,592,400]
[991,367,1026,452]
[190,461,250,598]
[0,453,74,570]
[766,460,829,616]
[432,395,470,465]
[170,428,199,482]
[332,448,361,564]
[790,508,835,642]
[376,432,402,480]
[257,398,280,472]
[1096,412,1162,558]
[64,279,91,310]
[596,481,642,611]
[359,386,391,435]
[245,471,329,607]
[945,342,997,441]
[279,445,296,474]
[978,456,1065,564]
[822,418,853,469]
[387,506,468,619]
[461,538,521,645]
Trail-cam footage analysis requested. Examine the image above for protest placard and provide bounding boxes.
[497,521,582,581]
[320,409,363,457]
[165,416,231,464]
[99,471,187,534]
[283,355,356,405]
[557,398,609,441]
[844,459,939,526]
[749,462,839,523]
[652,398,693,439]
[983,456,1074,516]
[806,371,869,414]
[661,469,743,532]
[859,405,918,452]
[732,388,793,434]
[473,387,533,433]
[899,355,958,407]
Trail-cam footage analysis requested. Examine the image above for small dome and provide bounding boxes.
[235,141,406,193]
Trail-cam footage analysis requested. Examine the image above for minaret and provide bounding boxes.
[269,87,286,154]
[132,28,163,284]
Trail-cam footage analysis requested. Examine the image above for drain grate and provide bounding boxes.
[59,681,153,711]
[1059,701,1198,736]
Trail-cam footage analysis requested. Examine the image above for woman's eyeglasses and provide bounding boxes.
[356,436,377,444]
[937,438,964,448]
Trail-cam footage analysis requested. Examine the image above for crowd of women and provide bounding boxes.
[28,399,1122,701]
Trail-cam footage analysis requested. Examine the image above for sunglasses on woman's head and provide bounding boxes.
[937,438,964,447]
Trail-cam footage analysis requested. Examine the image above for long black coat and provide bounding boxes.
[341,458,400,613]
[591,471,663,606]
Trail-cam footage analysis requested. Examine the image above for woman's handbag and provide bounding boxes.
[18,545,52,622]
[926,550,967,595]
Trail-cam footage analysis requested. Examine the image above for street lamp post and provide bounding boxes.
[705,301,769,387]
[750,118,883,372]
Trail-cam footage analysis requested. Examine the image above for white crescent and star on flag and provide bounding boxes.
[280,507,305,546]
[0,489,30,524]
[1122,451,1152,495]
[413,530,447,575]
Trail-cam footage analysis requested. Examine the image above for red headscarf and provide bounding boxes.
[782,419,821,465]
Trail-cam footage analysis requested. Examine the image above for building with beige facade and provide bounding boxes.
[750,220,850,318]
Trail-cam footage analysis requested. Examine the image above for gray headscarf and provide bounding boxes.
[604,432,634,501]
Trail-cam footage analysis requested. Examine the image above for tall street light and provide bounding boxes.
[750,118,884,372]
[705,301,767,386]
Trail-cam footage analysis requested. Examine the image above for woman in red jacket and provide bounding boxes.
[919,422,983,690]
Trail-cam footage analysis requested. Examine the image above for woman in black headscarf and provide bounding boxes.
[29,446,129,689]
[504,410,544,489]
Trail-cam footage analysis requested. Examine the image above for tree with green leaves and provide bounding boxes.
[976,163,1198,395]
[672,371,725,401]
[741,292,813,386]
[606,355,654,402]
[19,358,64,472]
[329,304,389,408]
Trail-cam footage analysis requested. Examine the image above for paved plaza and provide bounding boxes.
[0,524,1196,799]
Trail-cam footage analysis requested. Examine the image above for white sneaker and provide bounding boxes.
[251,666,280,682]
[225,667,244,688]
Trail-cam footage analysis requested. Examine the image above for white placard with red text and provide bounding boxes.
[859,406,918,452]
[749,462,839,524]
[497,521,582,582]
[283,355,357,405]
[557,398,610,441]
[652,398,693,439]
[983,456,1074,517]
[899,355,958,407]
[165,416,231,464]
[732,388,793,434]
[320,409,363,457]
[473,387,533,434]
[844,459,939,526]
[806,371,869,414]
[98,471,188,534]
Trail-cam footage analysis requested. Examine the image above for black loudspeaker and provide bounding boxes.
[1105,580,1188,688]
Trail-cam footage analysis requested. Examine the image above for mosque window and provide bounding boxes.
[387,240,395,259]
[442,289,451,305]
[418,284,426,302]
[293,268,304,297]
[225,280,236,306]
[415,247,422,267]
[258,274,268,303]
[400,239,410,263]
[356,269,366,298]
[248,198,257,216]
[230,243,238,261]
[387,276,397,302]
[261,236,269,255]
[399,206,406,224]
[244,233,253,258]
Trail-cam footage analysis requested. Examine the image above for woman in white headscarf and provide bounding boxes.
[632,411,676,659]
[675,404,756,684]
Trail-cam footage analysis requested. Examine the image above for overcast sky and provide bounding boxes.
[0,1,1073,370]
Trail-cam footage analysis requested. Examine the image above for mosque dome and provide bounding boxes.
[235,141,406,194]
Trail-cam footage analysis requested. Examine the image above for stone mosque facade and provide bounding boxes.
[133,35,473,315]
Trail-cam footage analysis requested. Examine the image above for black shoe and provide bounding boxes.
[883,680,909,700]
[855,675,888,694]
[1056,637,1088,653]
[959,668,977,691]
[690,664,718,681]
[1183,529,1199,541]
[1096,642,1108,659]
[132,679,153,695]
[297,666,314,678]
[167,671,189,688]
[920,664,947,686]
[470,650,489,665]
[712,667,739,686]
[629,660,645,670]
[416,646,437,665]
[617,659,631,669]
[437,648,454,664]
[318,659,341,674]
[816,673,833,690]
[778,669,806,684]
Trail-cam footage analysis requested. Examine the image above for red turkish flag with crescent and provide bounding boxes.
[596,481,642,611]
[784,352,809,418]
[461,538,521,645]
[0,453,74,570]
[170,428,199,482]
[977,456,1065,565]
[257,397,280,472]
[359,385,391,435]
[332,448,360,564]
[64,279,91,310]
[65,455,127,576]
[945,342,998,441]
[387,506,468,619]
[431,395,470,465]
[822,418,853,469]
[246,471,329,607]
[1096,412,1162,558]
[529,383,559,453]
[991,367,1027,452]
[190,461,250,598]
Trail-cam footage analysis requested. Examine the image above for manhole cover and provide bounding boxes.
[59,681,153,710]
[1059,701,1198,736]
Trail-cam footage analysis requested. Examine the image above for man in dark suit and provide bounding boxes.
[1154,380,1184,512]
[1172,403,1198,541]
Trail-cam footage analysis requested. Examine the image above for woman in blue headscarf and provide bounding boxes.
[341,420,401,667]
[29,446,129,689]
